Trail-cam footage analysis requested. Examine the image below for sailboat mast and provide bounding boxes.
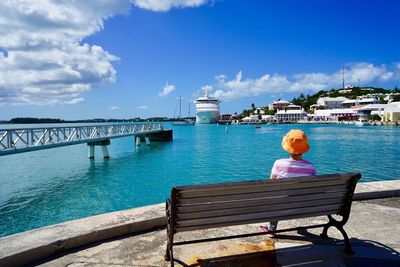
[179,96,182,119]
[342,67,345,89]
[188,102,190,117]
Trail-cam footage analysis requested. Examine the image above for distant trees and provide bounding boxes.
[9,118,64,124]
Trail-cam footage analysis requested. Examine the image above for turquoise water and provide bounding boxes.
[0,123,399,237]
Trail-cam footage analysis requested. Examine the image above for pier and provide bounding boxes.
[0,123,172,158]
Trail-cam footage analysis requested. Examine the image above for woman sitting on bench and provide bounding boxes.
[260,129,317,237]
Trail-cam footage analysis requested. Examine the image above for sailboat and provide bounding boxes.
[172,96,195,126]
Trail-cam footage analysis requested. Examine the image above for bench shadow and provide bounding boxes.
[175,250,277,267]
[173,231,400,267]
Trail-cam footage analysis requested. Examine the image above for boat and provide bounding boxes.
[194,89,220,124]
[354,118,371,126]
[173,96,195,126]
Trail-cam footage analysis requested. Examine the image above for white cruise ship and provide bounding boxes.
[194,91,220,124]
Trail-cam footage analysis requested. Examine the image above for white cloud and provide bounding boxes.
[65,98,85,104]
[0,0,210,106]
[132,0,209,12]
[158,82,175,97]
[210,63,400,100]
[0,0,129,106]
[135,105,148,109]
[109,105,120,110]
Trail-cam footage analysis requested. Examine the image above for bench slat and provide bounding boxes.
[175,173,359,191]
[177,184,348,205]
[176,204,342,227]
[178,177,352,198]
[176,197,345,220]
[176,191,347,213]
[175,207,340,232]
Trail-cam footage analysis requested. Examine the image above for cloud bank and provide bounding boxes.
[211,62,400,100]
[0,0,210,106]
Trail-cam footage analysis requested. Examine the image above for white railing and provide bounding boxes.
[0,123,163,156]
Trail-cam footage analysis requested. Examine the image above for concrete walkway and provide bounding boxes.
[35,197,400,267]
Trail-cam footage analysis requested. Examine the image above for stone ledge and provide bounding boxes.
[0,203,165,267]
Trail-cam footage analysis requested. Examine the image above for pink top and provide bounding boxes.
[271,158,316,179]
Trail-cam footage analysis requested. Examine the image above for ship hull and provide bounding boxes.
[196,111,220,124]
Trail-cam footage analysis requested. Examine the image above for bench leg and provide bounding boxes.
[320,215,334,239]
[337,225,354,255]
[320,215,353,255]
[165,200,174,264]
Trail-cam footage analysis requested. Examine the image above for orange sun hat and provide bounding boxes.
[281,129,310,154]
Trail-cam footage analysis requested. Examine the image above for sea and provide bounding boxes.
[0,123,399,237]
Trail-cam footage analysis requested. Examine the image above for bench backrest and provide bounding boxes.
[169,173,361,232]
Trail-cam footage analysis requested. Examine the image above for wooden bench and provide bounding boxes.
[165,173,361,266]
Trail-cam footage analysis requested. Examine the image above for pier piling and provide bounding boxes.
[101,145,110,159]
[87,140,111,159]
[135,136,141,146]
[88,145,95,159]
[145,136,151,146]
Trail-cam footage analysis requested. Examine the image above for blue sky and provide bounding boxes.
[0,0,400,120]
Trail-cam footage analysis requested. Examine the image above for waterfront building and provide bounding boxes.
[341,99,358,109]
[286,104,302,110]
[261,115,275,122]
[342,98,380,108]
[382,102,400,122]
[275,109,308,122]
[358,98,380,106]
[313,108,358,121]
[317,97,348,109]
[357,104,387,118]
[241,115,260,123]
[268,99,291,110]
[218,113,233,124]
[357,93,385,100]
[309,104,327,112]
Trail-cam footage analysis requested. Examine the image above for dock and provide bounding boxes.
[0,123,172,158]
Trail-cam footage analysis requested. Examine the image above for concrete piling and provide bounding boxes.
[88,145,95,159]
[136,136,141,146]
[145,136,151,145]
[101,145,110,159]
[87,139,111,159]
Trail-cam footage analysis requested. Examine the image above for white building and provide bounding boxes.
[358,98,380,106]
[313,108,358,121]
[341,99,358,108]
[316,97,348,109]
[357,104,387,117]
[275,109,308,122]
[383,102,400,122]
[286,104,302,110]
[241,114,261,123]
